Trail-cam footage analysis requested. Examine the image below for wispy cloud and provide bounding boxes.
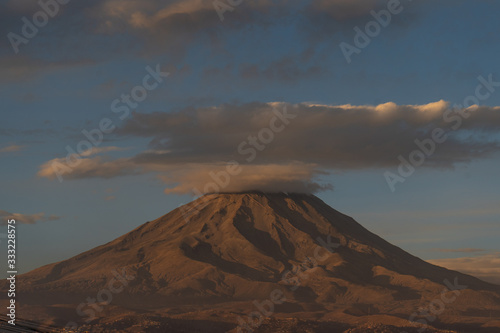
[433,248,487,253]
[307,0,380,21]
[0,144,24,153]
[428,253,500,285]
[0,0,425,74]
[38,156,140,180]
[37,146,134,180]
[0,210,61,225]
[80,146,129,157]
[0,55,94,83]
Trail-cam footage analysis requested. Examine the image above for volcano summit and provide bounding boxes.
[2,193,500,332]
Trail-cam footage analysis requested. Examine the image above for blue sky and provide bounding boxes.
[1,0,499,283]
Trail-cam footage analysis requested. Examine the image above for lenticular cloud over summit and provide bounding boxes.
[38,101,500,194]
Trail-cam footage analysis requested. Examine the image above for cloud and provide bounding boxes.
[202,53,330,85]
[79,146,129,157]
[158,162,331,194]
[0,0,424,72]
[89,0,392,36]
[428,253,500,285]
[38,101,500,194]
[0,144,24,153]
[0,127,57,138]
[37,156,140,180]
[307,0,381,21]
[238,55,329,83]
[0,210,61,225]
[83,0,297,60]
[38,156,330,194]
[119,101,500,169]
[37,146,137,180]
[434,248,487,253]
[1,0,278,67]
[0,55,95,83]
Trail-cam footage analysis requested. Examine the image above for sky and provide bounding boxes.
[0,0,499,284]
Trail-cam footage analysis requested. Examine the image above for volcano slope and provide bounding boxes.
[2,192,500,332]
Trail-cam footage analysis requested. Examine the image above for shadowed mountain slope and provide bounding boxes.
[2,193,499,332]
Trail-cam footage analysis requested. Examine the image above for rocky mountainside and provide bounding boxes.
[2,192,499,332]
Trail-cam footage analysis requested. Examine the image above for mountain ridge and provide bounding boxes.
[2,192,499,332]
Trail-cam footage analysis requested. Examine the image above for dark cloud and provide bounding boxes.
[38,101,500,194]
[0,0,426,76]
[118,101,500,169]
[1,0,282,63]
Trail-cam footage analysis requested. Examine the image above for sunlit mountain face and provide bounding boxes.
[2,193,499,332]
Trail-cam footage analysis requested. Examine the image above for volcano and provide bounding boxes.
[2,192,500,332]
